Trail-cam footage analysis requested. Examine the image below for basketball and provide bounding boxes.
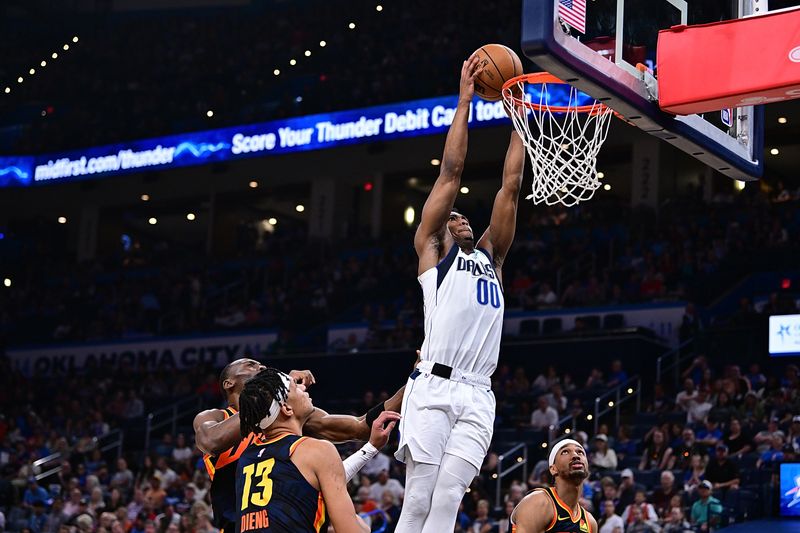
[472,44,523,101]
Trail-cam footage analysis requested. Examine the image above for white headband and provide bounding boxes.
[257,372,293,430]
[548,439,584,466]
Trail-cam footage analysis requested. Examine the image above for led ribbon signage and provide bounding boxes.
[0,84,584,187]
[0,96,514,187]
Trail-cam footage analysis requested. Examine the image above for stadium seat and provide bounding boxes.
[577,315,602,330]
[603,313,625,329]
[542,317,563,335]
[519,319,540,337]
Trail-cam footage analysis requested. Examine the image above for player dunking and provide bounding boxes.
[394,54,525,532]
[510,439,598,533]
[235,368,398,533]
[193,359,400,533]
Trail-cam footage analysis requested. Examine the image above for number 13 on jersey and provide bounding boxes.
[240,459,275,532]
[476,278,501,308]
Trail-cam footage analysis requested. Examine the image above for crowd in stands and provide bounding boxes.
[1,0,749,155]
[1,347,797,533]
[2,0,517,154]
[2,192,799,351]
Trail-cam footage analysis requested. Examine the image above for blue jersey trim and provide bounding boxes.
[436,244,459,289]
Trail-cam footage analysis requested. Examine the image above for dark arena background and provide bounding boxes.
[1,0,800,532]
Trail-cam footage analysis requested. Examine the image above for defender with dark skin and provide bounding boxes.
[194,358,403,454]
[195,358,403,533]
[511,442,599,533]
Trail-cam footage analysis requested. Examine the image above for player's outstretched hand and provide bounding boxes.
[368,411,400,449]
[289,369,316,388]
[458,54,483,104]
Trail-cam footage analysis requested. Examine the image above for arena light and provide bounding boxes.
[430,158,440,166]
[186,213,196,221]
[492,473,498,479]
[319,40,327,47]
[140,194,150,201]
[273,69,280,76]
[460,186,470,194]
[376,4,383,11]
[3,278,10,288]
[778,117,787,124]
[516,457,523,463]
[40,60,46,67]
[52,52,58,59]
[404,206,415,226]
[734,180,746,191]
[348,22,356,29]
[627,388,634,394]
[4,87,9,94]
[148,217,157,225]
[41,110,47,117]
[206,110,214,118]
[564,428,571,434]
[608,401,614,407]
[603,183,612,191]
[63,44,70,51]
[249,180,258,189]
[17,77,23,83]
[29,68,35,75]
[268,217,277,225]
[304,50,311,57]
[586,414,593,420]
[57,216,67,224]
[597,171,605,179]
[72,36,79,43]
[295,204,305,213]
[541,442,547,448]
[770,148,779,155]
[289,59,297,66]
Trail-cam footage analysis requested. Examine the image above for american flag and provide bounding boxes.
[558,0,586,34]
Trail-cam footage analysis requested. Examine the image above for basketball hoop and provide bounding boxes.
[502,72,615,207]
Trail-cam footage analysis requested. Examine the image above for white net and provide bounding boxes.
[503,77,614,207]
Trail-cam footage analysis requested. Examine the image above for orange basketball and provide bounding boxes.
[472,44,524,101]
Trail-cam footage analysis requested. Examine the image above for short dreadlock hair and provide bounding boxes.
[239,368,289,436]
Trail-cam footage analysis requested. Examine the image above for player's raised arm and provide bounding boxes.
[193,409,242,455]
[477,127,524,279]
[414,55,482,272]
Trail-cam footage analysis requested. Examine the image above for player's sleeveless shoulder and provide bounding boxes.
[418,244,504,376]
[204,407,254,532]
[236,433,326,533]
[511,487,592,533]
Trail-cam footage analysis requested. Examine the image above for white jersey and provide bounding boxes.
[418,244,504,377]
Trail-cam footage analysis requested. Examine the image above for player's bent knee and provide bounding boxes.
[402,487,434,518]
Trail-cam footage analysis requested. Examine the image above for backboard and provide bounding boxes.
[521,0,765,180]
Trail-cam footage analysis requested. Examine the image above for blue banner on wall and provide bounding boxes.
[0,95,513,187]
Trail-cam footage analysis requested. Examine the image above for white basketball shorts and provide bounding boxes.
[394,360,495,470]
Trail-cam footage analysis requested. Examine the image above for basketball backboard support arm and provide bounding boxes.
[521,0,764,181]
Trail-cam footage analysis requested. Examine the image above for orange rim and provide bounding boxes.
[502,72,612,116]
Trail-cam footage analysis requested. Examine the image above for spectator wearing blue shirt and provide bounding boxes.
[28,501,48,533]
[23,478,50,508]
[607,360,628,388]
[756,434,786,470]
[745,363,766,391]
[696,420,723,449]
